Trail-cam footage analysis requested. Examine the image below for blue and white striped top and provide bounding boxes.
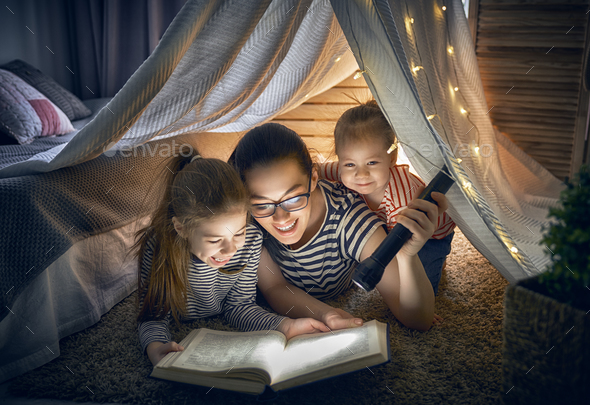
[138,224,285,353]
[272,180,386,300]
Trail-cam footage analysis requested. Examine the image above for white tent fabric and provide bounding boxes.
[332,0,563,282]
[0,0,563,282]
[0,0,358,178]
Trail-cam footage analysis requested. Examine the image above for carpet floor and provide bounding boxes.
[8,229,508,404]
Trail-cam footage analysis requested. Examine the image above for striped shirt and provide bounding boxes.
[320,162,455,239]
[138,224,285,353]
[271,180,386,300]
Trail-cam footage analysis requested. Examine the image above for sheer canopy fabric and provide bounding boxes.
[0,0,562,282]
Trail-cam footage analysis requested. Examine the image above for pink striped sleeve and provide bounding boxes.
[319,161,340,182]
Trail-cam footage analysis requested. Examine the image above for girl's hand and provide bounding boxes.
[321,307,363,330]
[278,318,329,340]
[397,188,449,258]
[146,341,184,366]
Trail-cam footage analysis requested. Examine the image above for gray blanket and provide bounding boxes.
[0,140,171,322]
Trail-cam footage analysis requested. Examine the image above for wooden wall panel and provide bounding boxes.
[475,0,589,180]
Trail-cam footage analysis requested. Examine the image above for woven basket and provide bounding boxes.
[502,277,590,404]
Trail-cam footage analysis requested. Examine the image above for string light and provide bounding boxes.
[410,18,414,24]
[447,47,454,54]
[305,94,309,98]
[412,66,423,73]
[335,56,341,62]
[427,114,436,120]
[442,6,447,11]
[454,87,459,92]
[353,71,364,79]
[460,108,468,114]
[510,246,518,254]
[457,158,462,163]
[474,146,480,154]
[462,181,472,190]
[387,143,397,154]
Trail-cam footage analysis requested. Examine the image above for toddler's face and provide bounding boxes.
[337,139,393,197]
[187,211,247,268]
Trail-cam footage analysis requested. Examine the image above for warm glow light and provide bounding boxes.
[457,158,462,163]
[410,18,414,24]
[454,87,459,92]
[442,6,447,11]
[412,66,423,73]
[335,56,341,62]
[447,47,454,54]
[510,246,518,254]
[305,94,309,98]
[387,143,397,154]
[474,146,480,154]
[353,71,363,80]
[460,108,467,114]
[462,181,472,190]
[427,114,436,120]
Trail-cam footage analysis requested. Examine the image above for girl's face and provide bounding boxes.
[175,211,247,268]
[245,159,317,246]
[337,138,394,197]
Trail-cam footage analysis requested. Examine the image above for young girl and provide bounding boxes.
[320,100,456,295]
[231,123,449,332]
[134,149,327,366]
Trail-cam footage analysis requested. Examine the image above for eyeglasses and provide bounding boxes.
[251,171,312,218]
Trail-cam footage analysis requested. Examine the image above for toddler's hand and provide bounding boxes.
[321,307,363,330]
[278,318,329,340]
[432,313,444,326]
[146,341,184,366]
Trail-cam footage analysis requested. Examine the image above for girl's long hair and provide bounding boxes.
[229,123,314,263]
[134,145,249,324]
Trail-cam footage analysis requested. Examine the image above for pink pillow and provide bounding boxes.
[0,69,74,145]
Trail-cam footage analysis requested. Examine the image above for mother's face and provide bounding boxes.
[245,159,317,246]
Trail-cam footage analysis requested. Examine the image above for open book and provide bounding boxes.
[151,320,390,394]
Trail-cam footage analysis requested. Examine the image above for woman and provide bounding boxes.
[230,123,448,331]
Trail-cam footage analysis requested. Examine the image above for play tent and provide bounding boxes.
[0,0,564,382]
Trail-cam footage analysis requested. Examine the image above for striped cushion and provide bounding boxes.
[0,59,91,121]
[0,69,74,145]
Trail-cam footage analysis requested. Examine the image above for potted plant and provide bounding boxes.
[502,164,590,404]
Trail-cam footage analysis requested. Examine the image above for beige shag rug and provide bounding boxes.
[8,229,508,404]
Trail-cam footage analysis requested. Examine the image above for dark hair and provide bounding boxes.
[333,99,398,163]
[134,145,249,324]
[230,123,313,262]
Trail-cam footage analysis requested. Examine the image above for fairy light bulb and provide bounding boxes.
[474,146,480,154]
[387,143,397,154]
[353,71,363,80]
[335,56,341,62]
[412,66,423,73]
[447,47,454,54]
[457,158,462,163]
[442,6,447,11]
[460,108,467,114]
[462,181,472,190]
[410,18,414,24]
[454,87,459,92]
[427,114,436,120]
[510,246,518,254]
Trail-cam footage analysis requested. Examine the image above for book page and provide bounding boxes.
[168,329,286,374]
[271,321,379,384]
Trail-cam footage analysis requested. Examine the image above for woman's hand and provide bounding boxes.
[397,188,449,258]
[321,307,363,330]
[278,318,329,340]
[146,341,184,366]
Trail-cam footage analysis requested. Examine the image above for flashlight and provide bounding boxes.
[351,165,454,291]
